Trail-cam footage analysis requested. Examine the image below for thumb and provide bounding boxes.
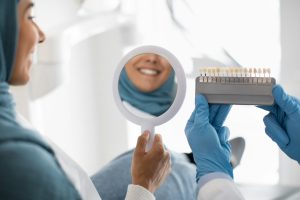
[218,126,230,146]
[218,127,231,161]
[185,109,196,133]
[263,113,289,149]
[273,85,299,115]
[194,94,209,126]
[211,105,232,128]
[135,131,150,155]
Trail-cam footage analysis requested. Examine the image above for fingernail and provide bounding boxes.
[143,131,150,139]
[156,134,162,140]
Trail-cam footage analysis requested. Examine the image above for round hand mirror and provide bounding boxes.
[113,45,186,151]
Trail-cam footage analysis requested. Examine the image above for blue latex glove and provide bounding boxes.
[185,94,233,182]
[258,85,300,163]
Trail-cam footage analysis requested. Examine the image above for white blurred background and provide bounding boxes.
[11,0,300,189]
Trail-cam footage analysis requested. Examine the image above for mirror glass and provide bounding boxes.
[118,53,177,119]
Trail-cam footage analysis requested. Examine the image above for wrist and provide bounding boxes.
[132,179,155,193]
[198,172,233,186]
[196,162,233,182]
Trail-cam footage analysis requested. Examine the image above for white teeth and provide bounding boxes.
[139,68,158,75]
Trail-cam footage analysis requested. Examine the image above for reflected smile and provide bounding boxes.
[137,68,161,76]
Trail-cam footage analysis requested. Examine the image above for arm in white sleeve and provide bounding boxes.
[125,184,155,200]
[197,172,245,200]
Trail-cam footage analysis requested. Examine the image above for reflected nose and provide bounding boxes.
[145,54,159,64]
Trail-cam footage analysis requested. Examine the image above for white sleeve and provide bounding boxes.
[125,185,155,200]
[197,173,245,200]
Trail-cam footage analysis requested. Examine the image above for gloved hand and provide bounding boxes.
[258,85,300,163]
[185,94,233,182]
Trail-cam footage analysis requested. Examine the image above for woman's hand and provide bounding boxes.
[131,131,171,193]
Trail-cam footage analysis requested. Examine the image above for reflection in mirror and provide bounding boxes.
[118,53,177,118]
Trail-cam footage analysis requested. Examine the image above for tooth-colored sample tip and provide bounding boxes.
[258,68,262,74]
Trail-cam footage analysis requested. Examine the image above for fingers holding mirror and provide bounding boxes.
[118,53,178,118]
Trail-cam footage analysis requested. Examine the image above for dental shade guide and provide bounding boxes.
[196,67,276,105]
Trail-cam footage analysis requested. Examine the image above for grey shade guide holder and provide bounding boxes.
[196,77,276,105]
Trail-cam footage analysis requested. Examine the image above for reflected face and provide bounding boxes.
[9,0,46,85]
[125,54,172,93]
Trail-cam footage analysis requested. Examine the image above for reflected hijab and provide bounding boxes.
[0,0,51,154]
[119,68,177,116]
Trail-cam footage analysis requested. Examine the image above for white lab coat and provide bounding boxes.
[17,114,155,200]
[197,177,245,200]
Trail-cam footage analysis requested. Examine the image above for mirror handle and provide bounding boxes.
[141,125,155,152]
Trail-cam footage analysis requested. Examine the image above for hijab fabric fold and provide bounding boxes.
[0,0,19,82]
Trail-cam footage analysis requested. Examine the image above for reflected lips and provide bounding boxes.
[137,67,161,76]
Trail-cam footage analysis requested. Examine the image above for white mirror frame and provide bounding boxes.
[113,45,186,150]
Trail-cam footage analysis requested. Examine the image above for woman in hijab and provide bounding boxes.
[0,0,171,199]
